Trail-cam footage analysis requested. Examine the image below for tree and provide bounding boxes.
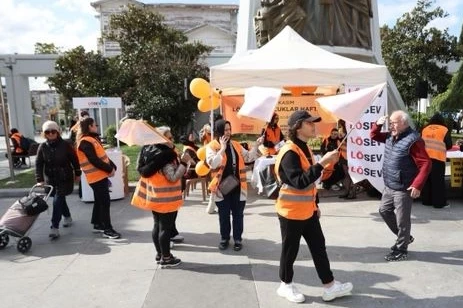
[47,46,131,117]
[34,42,62,54]
[105,5,213,136]
[432,64,463,111]
[380,0,460,107]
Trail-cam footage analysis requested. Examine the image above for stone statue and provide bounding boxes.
[254,0,306,48]
[255,0,373,49]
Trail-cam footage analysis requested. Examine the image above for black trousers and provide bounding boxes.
[278,213,334,284]
[421,159,446,207]
[89,178,112,230]
[152,211,177,257]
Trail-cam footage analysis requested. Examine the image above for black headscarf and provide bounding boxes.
[214,119,230,139]
[429,113,446,126]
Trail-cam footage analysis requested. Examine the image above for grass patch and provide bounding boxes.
[0,169,37,189]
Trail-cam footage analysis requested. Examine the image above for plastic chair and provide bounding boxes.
[184,177,208,201]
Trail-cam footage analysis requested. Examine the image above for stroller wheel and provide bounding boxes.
[17,237,32,253]
[0,233,9,249]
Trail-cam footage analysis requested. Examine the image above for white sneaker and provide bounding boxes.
[49,227,60,240]
[62,217,73,228]
[277,282,305,303]
[322,280,353,302]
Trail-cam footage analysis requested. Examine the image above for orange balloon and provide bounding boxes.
[190,78,211,99]
[211,92,221,110]
[195,161,210,176]
[196,146,206,161]
[197,98,212,112]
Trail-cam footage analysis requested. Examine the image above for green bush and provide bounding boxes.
[105,124,118,147]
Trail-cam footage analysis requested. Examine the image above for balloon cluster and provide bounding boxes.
[194,146,210,176]
[189,78,221,112]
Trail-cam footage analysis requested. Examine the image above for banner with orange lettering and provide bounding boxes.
[345,85,387,193]
[222,95,336,137]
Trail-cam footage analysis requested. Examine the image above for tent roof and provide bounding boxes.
[210,26,387,91]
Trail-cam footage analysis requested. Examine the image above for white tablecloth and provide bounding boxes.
[251,156,276,194]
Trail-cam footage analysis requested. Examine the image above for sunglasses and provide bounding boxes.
[44,130,58,135]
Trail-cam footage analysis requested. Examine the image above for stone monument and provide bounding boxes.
[236,0,405,111]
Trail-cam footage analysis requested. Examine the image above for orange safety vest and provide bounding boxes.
[274,141,317,220]
[77,136,111,184]
[262,125,282,155]
[207,139,247,193]
[421,125,447,162]
[11,133,24,153]
[131,171,183,213]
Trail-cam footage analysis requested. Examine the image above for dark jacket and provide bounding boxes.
[35,137,82,196]
[383,127,421,191]
[278,138,323,205]
[136,144,179,178]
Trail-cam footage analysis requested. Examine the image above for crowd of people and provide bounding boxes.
[11,106,457,303]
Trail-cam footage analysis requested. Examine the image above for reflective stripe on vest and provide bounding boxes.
[422,125,447,162]
[274,141,317,220]
[131,171,183,213]
[207,140,248,193]
[77,136,110,184]
[263,126,281,155]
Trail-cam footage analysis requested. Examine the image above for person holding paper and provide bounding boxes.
[206,119,263,251]
[371,111,431,261]
[259,113,285,156]
[274,110,353,303]
[132,126,191,268]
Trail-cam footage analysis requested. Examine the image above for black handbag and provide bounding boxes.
[20,194,49,216]
[218,174,240,196]
[259,164,281,199]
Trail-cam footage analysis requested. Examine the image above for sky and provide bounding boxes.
[0,0,462,89]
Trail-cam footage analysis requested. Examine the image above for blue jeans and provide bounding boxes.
[51,194,71,229]
[216,190,245,242]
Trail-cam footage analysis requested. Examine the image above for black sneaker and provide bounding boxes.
[103,229,121,239]
[218,240,229,250]
[155,253,161,264]
[390,235,414,251]
[92,224,104,233]
[385,250,408,261]
[233,242,242,251]
[160,255,181,268]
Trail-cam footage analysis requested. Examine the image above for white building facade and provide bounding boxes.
[90,0,238,66]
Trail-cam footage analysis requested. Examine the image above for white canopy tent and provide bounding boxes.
[210,26,387,91]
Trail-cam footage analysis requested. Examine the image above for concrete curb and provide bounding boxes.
[0,183,138,198]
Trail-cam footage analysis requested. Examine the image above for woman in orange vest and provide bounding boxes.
[180,133,200,190]
[206,119,263,251]
[420,113,452,208]
[320,128,344,191]
[8,128,27,167]
[77,117,121,239]
[259,113,285,156]
[132,126,191,268]
[274,110,353,303]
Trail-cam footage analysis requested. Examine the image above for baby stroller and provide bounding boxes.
[0,184,53,253]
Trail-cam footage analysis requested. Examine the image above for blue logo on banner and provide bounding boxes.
[99,97,108,106]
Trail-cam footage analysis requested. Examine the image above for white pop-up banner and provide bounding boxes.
[72,97,122,109]
[345,85,387,193]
